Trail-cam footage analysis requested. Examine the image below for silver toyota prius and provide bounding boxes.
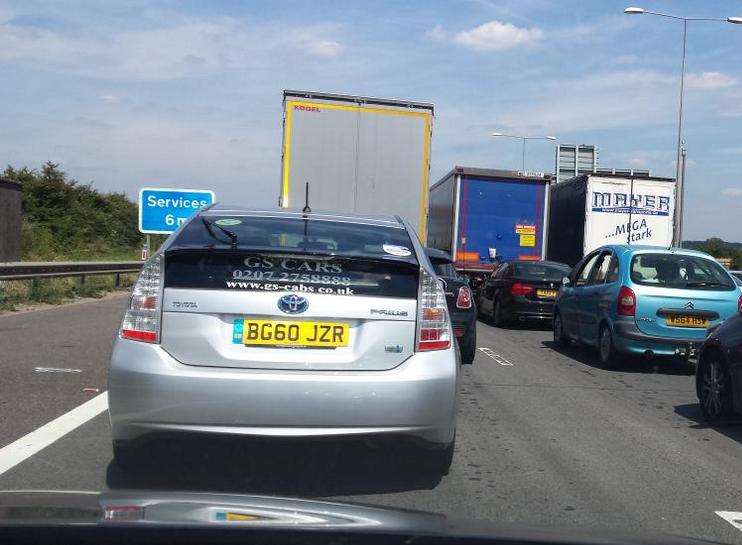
[108,206,459,474]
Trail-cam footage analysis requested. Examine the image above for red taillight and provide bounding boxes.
[121,329,157,342]
[456,286,473,309]
[617,285,636,316]
[416,269,452,352]
[510,282,534,296]
[738,292,742,313]
[120,255,162,343]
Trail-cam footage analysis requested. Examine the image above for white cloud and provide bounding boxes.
[494,70,677,135]
[454,20,543,52]
[0,6,14,24]
[616,55,637,65]
[99,94,120,103]
[0,16,345,80]
[306,40,343,57]
[721,187,742,197]
[685,72,736,90]
[425,24,447,42]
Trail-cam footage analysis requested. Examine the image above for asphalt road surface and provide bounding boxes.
[1,296,742,543]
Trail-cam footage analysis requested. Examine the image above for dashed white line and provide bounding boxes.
[0,392,108,477]
[716,511,742,533]
[477,347,514,366]
[34,367,82,374]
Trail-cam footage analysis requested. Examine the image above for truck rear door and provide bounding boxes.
[457,177,546,266]
[584,177,675,254]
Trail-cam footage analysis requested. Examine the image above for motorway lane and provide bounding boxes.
[1,301,742,543]
[0,295,128,449]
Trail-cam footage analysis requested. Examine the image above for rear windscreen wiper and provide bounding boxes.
[685,281,725,288]
[201,217,238,246]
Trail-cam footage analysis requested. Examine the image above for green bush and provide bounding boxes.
[1,162,147,309]
[4,162,145,260]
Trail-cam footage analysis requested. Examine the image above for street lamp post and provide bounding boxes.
[624,7,741,246]
[491,133,557,172]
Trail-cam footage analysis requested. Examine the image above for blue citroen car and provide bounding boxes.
[552,245,741,367]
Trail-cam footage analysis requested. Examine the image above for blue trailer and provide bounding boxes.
[427,167,551,273]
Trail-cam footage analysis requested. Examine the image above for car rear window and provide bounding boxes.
[170,215,418,264]
[431,260,457,277]
[165,216,421,298]
[630,253,735,290]
[165,251,419,298]
[512,262,571,281]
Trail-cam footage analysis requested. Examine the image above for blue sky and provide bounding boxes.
[1,0,741,240]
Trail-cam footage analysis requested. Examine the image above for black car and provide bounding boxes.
[696,310,742,421]
[478,260,571,327]
[426,248,477,365]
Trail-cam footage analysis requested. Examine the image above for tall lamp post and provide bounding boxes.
[624,7,742,246]
[491,133,556,172]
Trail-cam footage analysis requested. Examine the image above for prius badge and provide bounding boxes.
[278,294,308,314]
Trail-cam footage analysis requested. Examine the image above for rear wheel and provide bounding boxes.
[698,356,734,422]
[492,299,506,327]
[598,324,618,369]
[112,440,138,471]
[553,312,567,347]
[420,434,455,477]
[459,327,476,365]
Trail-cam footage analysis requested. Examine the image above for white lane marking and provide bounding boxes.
[716,511,742,533]
[477,347,513,366]
[0,392,108,477]
[34,367,82,374]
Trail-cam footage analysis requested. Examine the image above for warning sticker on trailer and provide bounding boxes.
[519,233,536,247]
[515,224,536,235]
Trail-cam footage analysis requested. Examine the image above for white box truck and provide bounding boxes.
[279,90,434,239]
[547,173,677,266]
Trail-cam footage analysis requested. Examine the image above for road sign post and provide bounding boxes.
[138,187,215,235]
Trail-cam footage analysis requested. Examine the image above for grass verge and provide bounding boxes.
[0,273,138,312]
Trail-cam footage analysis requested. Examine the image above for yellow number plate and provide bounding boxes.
[666,314,708,328]
[241,320,349,347]
[536,289,558,299]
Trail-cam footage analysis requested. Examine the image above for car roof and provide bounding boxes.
[501,259,570,268]
[200,204,406,229]
[600,244,715,259]
[424,248,453,262]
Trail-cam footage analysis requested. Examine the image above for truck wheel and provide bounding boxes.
[459,327,476,365]
[599,324,619,369]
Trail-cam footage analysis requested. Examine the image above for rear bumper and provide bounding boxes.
[108,338,459,446]
[612,320,704,357]
[507,298,556,320]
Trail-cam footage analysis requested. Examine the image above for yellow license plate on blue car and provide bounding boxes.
[666,314,708,328]
[233,319,349,347]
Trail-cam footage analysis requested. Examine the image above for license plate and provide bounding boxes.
[536,289,558,299]
[233,319,349,347]
[666,314,708,328]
